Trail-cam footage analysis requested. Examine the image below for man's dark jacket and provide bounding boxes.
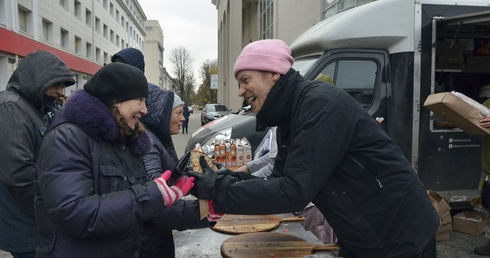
[211,70,439,258]
[0,50,74,253]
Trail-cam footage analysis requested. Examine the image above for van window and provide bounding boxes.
[316,59,377,109]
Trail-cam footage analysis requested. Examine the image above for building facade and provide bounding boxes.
[211,0,376,111]
[144,19,172,90]
[0,0,169,95]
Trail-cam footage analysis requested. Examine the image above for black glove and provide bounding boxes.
[216,167,253,181]
[187,155,217,200]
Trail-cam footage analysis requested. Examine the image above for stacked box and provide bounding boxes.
[453,210,490,236]
[428,190,452,241]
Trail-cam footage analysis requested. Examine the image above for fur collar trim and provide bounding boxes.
[63,90,151,155]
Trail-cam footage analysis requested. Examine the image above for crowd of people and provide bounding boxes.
[10,40,490,258]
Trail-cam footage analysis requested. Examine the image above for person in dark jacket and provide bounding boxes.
[140,86,209,258]
[112,48,208,258]
[0,50,75,258]
[182,105,190,134]
[189,39,439,258]
[34,63,194,258]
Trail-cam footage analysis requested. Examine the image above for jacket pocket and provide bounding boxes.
[99,164,126,192]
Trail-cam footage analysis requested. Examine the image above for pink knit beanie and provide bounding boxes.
[233,39,294,79]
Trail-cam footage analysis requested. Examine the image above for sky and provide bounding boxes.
[137,0,218,82]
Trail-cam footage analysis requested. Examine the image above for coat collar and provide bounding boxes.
[256,69,303,131]
[61,90,151,155]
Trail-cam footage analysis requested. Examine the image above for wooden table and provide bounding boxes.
[174,213,338,258]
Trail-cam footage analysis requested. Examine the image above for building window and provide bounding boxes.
[60,28,69,48]
[121,16,124,27]
[74,0,81,17]
[259,0,273,39]
[18,5,33,35]
[110,30,114,43]
[0,0,7,26]
[60,0,68,8]
[102,0,107,10]
[95,17,100,32]
[96,47,101,63]
[42,19,53,42]
[86,42,92,58]
[85,9,92,26]
[116,9,119,23]
[75,36,81,54]
[104,52,109,64]
[103,24,108,38]
[323,0,376,19]
[116,35,120,47]
[110,3,114,17]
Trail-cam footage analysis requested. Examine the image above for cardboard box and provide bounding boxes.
[452,210,490,236]
[424,92,490,135]
[436,231,450,241]
[428,190,452,216]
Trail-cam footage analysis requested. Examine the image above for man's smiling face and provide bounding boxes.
[237,70,280,114]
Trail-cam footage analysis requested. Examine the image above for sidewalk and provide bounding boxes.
[1,231,487,257]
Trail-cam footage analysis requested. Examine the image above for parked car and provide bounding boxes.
[186,106,268,158]
[200,103,231,125]
[188,106,193,114]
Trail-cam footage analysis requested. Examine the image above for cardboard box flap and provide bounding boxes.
[424,92,490,135]
[427,190,452,216]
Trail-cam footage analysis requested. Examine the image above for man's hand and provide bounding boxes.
[187,156,217,200]
[481,116,490,128]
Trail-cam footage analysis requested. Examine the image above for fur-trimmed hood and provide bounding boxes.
[57,90,151,155]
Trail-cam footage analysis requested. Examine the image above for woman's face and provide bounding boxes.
[115,98,148,129]
[170,105,184,135]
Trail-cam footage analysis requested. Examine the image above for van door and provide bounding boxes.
[419,7,490,194]
[303,50,389,131]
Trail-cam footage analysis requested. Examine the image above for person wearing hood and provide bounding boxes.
[34,63,194,257]
[112,48,208,258]
[189,39,439,258]
[0,50,75,258]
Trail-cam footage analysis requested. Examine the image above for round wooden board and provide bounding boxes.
[220,232,339,258]
[211,214,304,234]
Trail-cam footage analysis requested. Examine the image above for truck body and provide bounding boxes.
[290,0,490,206]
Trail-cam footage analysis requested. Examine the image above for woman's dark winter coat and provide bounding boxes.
[211,69,439,258]
[0,50,74,253]
[34,90,166,258]
[140,85,208,258]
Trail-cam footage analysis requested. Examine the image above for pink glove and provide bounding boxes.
[154,170,195,206]
[207,200,224,223]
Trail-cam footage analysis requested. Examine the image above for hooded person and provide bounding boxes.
[0,50,75,258]
[189,39,439,258]
[112,48,208,258]
[33,63,194,258]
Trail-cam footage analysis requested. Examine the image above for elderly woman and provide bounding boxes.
[34,63,194,258]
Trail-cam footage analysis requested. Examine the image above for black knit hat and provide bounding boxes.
[111,48,145,73]
[84,63,148,106]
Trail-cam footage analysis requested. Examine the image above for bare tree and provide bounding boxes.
[169,47,195,103]
[195,59,218,105]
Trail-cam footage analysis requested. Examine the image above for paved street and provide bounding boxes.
[2,112,490,257]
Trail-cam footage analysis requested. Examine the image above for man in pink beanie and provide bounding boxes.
[189,39,439,258]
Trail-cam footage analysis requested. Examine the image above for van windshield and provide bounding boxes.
[292,55,320,76]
